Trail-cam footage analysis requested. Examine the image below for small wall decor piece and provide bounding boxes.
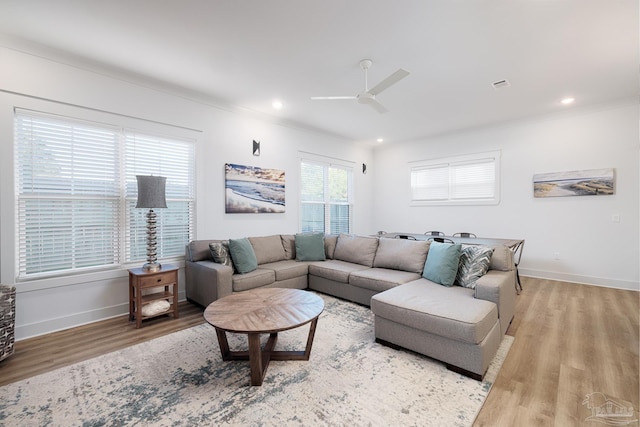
[225,163,285,213]
[533,168,615,198]
[253,140,260,156]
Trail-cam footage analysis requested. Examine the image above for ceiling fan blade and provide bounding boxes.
[310,96,357,100]
[368,69,410,95]
[367,98,388,114]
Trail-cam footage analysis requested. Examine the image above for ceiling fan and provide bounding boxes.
[311,59,410,114]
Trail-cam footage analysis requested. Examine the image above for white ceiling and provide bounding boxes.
[0,0,637,145]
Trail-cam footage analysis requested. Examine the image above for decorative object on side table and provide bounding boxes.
[129,264,179,328]
[136,175,167,272]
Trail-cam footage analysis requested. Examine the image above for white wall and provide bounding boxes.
[0,47,374,339]
[373,101,639,290]
[2,45,637,341]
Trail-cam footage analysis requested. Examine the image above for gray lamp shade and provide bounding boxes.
[135,175,167,209]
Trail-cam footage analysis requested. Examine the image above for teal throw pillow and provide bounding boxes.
[422,241,462,287]
[228,237,258,274]
[295,233,326,261]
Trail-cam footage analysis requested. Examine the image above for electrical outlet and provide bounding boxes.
[611,214,620,223]
[553,252,560,260]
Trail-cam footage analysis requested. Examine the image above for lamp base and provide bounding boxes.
[142,262,162,273]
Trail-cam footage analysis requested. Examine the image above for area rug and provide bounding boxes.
[0,293,513,426]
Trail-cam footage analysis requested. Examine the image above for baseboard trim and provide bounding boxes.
[16,291,187,341]
[519,268,639,291]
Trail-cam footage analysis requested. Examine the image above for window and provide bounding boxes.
[14,109,195,279]
[410,151,500,206]
[300,155,353,234]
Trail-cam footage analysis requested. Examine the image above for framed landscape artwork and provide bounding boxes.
[225,163,285,213]
[533,168,615,198]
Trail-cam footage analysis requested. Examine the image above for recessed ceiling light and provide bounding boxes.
[272,100,283,109]
[376,138,384,143]
[561,97,575,105]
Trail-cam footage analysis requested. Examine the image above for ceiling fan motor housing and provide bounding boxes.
[357,92,376,104]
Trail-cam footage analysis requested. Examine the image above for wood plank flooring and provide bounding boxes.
[0,301,205,387]
[474,277,639,426]
[1,277,638,426]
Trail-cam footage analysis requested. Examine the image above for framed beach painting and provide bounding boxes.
[533,168,615,198]
[225,163,285,213]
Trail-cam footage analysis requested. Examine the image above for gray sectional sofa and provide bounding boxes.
[185,233,516,380]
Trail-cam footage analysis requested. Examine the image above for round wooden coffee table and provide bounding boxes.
[204,288,325,386]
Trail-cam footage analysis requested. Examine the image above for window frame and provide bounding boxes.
[14,108,196,281]
[409,150,501,206]
[299,153,354,235]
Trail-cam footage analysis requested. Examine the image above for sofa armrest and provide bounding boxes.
[474,269,516,335]
[185,260,233,307]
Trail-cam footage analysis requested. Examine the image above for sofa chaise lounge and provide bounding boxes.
[185,233,516,379]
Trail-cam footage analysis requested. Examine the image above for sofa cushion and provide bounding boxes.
[249,235,286,265]
[456,245,494,289]
[261,260,309,281]
[209,241,234,270]
[186,240,217,262]
[333,234,379,267]
[350,268,421,293]
[371,279,498,345]
[232,268,276,292]
[374,238,430,273]
[229,237,258,274]
[324,234,338,259]
[422,241,462,287]
[295,233,326,261]
[281,235,296,260]
[489,244,514,271]
[308,260,371,283]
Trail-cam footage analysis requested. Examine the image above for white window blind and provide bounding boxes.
[124,132,195,263]
[410,151,500,206]
[411,164,449,201]
[300,157,353,234]
[15,109,195,279]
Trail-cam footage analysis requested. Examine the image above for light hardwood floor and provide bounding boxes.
[1,277,638,426]
[475,277,639,426]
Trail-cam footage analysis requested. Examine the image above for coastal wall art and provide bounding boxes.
[225,163,285,213]
[533,168,615,198]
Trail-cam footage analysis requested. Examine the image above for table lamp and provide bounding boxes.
[136,175,167,272]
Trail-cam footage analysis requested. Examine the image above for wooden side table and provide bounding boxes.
[129,264,179,328]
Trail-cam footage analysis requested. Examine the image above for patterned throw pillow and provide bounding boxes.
[456,245,495,289]
[209,242,234,270]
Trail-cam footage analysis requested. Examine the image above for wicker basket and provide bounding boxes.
[0,285,16,362]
